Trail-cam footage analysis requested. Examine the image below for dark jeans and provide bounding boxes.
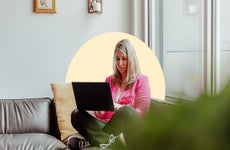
[71,106,140,147]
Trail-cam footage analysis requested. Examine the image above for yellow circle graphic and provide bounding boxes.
[66,32,165,100]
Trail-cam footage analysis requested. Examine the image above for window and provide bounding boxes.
[149,0,230,100]
[220,0,230,90]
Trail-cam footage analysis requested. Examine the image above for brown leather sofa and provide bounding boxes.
[0,97,69,150]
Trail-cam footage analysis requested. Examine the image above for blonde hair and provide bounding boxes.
[112,39,141,88]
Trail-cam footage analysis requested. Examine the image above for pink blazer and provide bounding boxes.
[95,73,151,122]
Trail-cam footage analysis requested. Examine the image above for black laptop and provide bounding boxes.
[72,82,114,111]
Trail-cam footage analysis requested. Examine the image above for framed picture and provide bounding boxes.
[34,0,56,13]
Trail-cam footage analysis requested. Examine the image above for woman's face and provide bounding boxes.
[115,50,128,76]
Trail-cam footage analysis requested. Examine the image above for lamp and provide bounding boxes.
[88,0,102,14]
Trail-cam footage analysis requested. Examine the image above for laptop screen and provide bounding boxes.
[72,82,114,111]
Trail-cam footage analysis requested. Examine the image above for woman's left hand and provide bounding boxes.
[94,111,105,117]
[114,102,123,110]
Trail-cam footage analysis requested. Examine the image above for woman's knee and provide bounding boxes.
[118,106,137,116]
[71,109,79,127]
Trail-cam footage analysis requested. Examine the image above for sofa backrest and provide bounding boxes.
[0,97,60,138]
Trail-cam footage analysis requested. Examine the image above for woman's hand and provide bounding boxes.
[114,102,123,110]
[94,111,105,117]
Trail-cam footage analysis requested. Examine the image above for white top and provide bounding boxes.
[115,88,121,102]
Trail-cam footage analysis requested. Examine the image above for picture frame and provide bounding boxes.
[34,0,56,13]
[88,0,103,14]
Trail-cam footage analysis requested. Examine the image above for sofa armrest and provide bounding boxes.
[150,98,176,114]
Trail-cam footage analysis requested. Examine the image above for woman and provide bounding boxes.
[70,39,151,149]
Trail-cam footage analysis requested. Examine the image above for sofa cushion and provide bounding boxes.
[0,98,52,134]
[0,133,68,150]
[51,82,78,141]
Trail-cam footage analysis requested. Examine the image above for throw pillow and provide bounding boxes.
[50,82,77,141]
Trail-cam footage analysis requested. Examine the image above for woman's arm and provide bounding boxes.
[94,76,114,122]
[134,75,151,118]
